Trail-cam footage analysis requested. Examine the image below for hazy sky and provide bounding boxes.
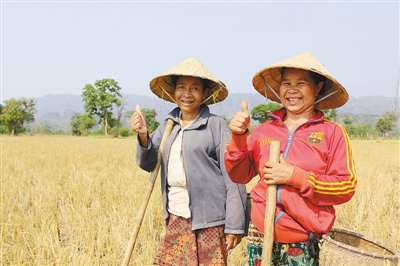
[1,1,399,103]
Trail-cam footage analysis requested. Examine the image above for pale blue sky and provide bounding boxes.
[1,1,399,102]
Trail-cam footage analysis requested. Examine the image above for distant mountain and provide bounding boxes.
[35,94,85,118]
[32,93,397,132]
[341,95,394,115]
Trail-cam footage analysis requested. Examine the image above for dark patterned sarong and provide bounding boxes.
[247,222,318,266]
[153,214,228,266]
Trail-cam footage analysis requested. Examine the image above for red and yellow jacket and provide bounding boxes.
[224,108,357,243]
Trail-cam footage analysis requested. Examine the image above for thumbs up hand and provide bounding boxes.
[228,100,251,135]
[130,105,148,135]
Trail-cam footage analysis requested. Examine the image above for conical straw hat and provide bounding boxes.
[252,52,348,109]
[149,58,228,105]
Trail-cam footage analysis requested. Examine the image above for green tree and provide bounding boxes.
[376,112,398,138]
[126,108,160,134]
[113,97,126,137]
[0,125,7,134]
[70,114,82,135]
[108,117,118,135]
[118,127,131,137]
[354,123,375,139]
[323,109,338,122]
[142,108,160,133]
[343,115,356,136]
[80,113,97,134]
[0,98,36,135]
[70,113,96,136]
[251,103,282,124]
[81,79,122,137]
[0,104,6,134]
[40,124,52,134]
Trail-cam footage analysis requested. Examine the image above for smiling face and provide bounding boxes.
[174,76,207,120]
[279,68,323,117]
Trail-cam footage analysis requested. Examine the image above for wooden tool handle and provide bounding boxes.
[122,119,174,266]
[261,140,280,266]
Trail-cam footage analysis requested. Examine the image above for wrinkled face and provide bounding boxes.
[174,76,206,114]
[279,68,323,115]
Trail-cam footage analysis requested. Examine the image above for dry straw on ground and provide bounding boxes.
[1,136,399,265]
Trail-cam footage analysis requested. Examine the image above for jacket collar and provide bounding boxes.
[268,108,325,123]
[166,104,210,129]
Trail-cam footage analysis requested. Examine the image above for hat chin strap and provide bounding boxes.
[201,88,222,105]
[159,84,221,105]
[314,90,340,106]
[262,78,281,101]
[159,85,177,104]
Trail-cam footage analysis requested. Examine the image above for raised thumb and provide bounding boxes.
[135,105,142,114]
[241,100,249,114]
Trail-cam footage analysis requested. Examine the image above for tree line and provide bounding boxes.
[1,78,399,139]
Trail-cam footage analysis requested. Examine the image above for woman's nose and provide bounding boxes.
[288,85,299,92]
[182,88,192,96]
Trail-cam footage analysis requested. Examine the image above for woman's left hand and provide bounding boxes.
[263,154,294,185]
[226,234,242,250]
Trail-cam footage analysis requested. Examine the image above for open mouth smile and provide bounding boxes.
[181,99,194,104]
[287,97,301,103]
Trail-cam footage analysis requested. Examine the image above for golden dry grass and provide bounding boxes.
[1,136,399,265]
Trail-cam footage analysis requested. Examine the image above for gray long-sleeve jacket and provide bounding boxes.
[136,105,247,234]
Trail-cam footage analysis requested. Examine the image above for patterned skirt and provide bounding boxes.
[153,214,228,266]
[247,222,318,266]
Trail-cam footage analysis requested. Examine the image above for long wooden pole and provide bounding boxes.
[122,119,174,266]
[261,140,281,266]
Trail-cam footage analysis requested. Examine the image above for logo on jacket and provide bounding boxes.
[257,138,274,147]
[307,132,324,145]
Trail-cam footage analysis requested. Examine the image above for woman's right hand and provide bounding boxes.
[228,100,251,135]
[130,105,148,136]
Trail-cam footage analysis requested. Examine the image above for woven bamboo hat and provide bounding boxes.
[149,58,228,105]
[252,52,348,109]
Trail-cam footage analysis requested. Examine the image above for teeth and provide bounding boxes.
[288,98,298,101]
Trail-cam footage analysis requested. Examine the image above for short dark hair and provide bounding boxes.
[171,75,209,91]
[308,71,327,85]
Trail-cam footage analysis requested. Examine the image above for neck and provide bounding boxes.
[283,109,316,128]
[180,109,201,126]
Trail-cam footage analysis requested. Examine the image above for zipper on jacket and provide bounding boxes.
[275,124,301,225]
[271,111,324,225]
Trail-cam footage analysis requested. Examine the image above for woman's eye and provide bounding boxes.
[298,82,307,87]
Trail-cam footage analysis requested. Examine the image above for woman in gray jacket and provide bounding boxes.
[130,58,247,265]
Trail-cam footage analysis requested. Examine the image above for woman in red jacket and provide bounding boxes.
[224,52,357,266]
